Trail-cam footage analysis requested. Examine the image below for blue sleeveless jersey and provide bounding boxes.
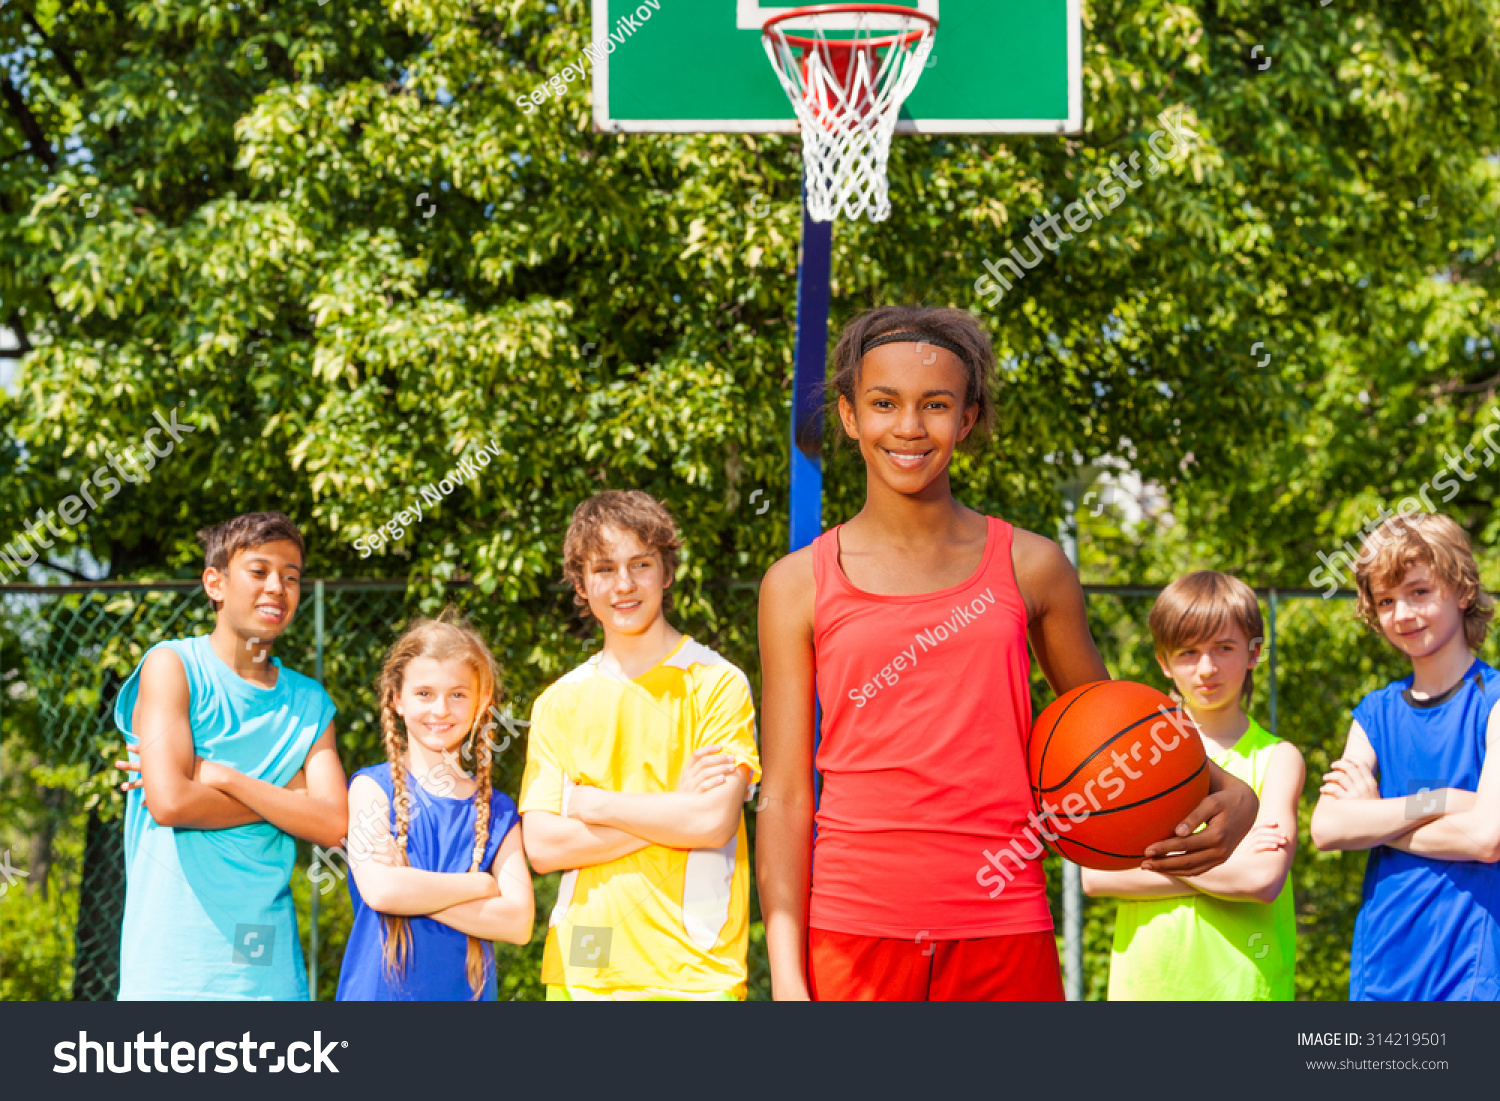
[1350,658,1500,1001]
[114,635,337,999]
[336,763,518,1001]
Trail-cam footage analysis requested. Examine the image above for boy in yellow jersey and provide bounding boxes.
[519,490,761,999]
[1082,572,1303,999]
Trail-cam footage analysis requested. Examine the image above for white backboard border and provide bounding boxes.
[736,0,941,32]
[592,0,1082,135]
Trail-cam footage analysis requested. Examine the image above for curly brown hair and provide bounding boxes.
[561,491,681,619]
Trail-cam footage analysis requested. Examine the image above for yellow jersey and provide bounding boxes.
[519,636,761,996]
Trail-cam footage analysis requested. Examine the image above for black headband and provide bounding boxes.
[860,330,969,361]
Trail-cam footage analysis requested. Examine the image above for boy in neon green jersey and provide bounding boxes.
[1082,571,1303,1000]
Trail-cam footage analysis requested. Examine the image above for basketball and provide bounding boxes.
[1028,680,1210,871]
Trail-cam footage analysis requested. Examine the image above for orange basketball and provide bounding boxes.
[1027,680,1210,871]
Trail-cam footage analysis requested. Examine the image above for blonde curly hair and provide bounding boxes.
[1354,512,1494,653]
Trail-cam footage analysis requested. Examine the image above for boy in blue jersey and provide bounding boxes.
[113,512,348,999]
[1312,512,1500,1000]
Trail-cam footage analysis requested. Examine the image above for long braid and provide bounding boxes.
[373,607,504,998]
[378,697,413,983]
[464,716,495,997]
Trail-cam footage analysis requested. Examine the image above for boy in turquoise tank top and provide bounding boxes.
[1082,571,1303,999]
[113,512,347,999]
[1311,512,1500,1000]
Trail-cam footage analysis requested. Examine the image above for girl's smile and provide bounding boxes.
[839,342,978,496]
[881,447,935,471]
[397,655,484,756]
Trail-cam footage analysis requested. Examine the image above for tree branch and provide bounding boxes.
[0,75,58,170]
[41,559,98,582]
[1428,370,1500,399]
[5,311,32,358]
[19,5,87,93]
[17,3,122,153]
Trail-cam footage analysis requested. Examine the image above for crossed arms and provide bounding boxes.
[754,537,1263,999]
[1083,741,1305,904]
[1310,708,1500,863]
[521,747,752,875]
[351,746,746,941]
[122,647,347,848]
[344,774,534,944]
[126,647,535,941]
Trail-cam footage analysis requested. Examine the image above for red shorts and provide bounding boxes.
[806,927,1065,1002]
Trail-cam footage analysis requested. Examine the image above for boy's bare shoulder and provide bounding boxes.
[1270,739,1306,766]
[139,644,189,688]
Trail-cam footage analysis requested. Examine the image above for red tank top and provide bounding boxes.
[809,515,1052,939]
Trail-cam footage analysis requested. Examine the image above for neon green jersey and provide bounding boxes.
[1106,718,1297,1001]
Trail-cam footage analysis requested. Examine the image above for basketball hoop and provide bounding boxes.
[762,4,938,223]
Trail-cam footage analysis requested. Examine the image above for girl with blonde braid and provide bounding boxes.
[336,610,534,1000]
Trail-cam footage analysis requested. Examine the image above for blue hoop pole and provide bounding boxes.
[310,578,325,1000]
[791,187,832,813]
[789,188,831,553]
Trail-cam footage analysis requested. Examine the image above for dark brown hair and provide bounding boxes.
[826,306,998,449]
[196,511,306,612]
[562,491,681,618]
[1354,512,1494,653]
[1148,571,1265,706]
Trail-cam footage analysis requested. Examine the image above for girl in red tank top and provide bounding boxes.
[755,307,1260,1001]
[809,514,1047,940]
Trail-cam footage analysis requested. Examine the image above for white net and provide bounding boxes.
[763,8,936,223]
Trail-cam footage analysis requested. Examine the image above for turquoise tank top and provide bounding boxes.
[113,635,336,999]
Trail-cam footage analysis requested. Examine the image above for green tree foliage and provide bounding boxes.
[5,0,1497,577]
[0,728,80,1000]
[2,0,1497,999]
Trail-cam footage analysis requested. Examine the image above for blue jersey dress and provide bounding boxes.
[336,763,519,1001]
[1350,658,1500,1000]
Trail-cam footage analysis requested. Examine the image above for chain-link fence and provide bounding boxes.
[0,577,762,1001]
[2,578,1469,1000]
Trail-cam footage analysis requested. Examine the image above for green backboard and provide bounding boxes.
[593,0,1082,134]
